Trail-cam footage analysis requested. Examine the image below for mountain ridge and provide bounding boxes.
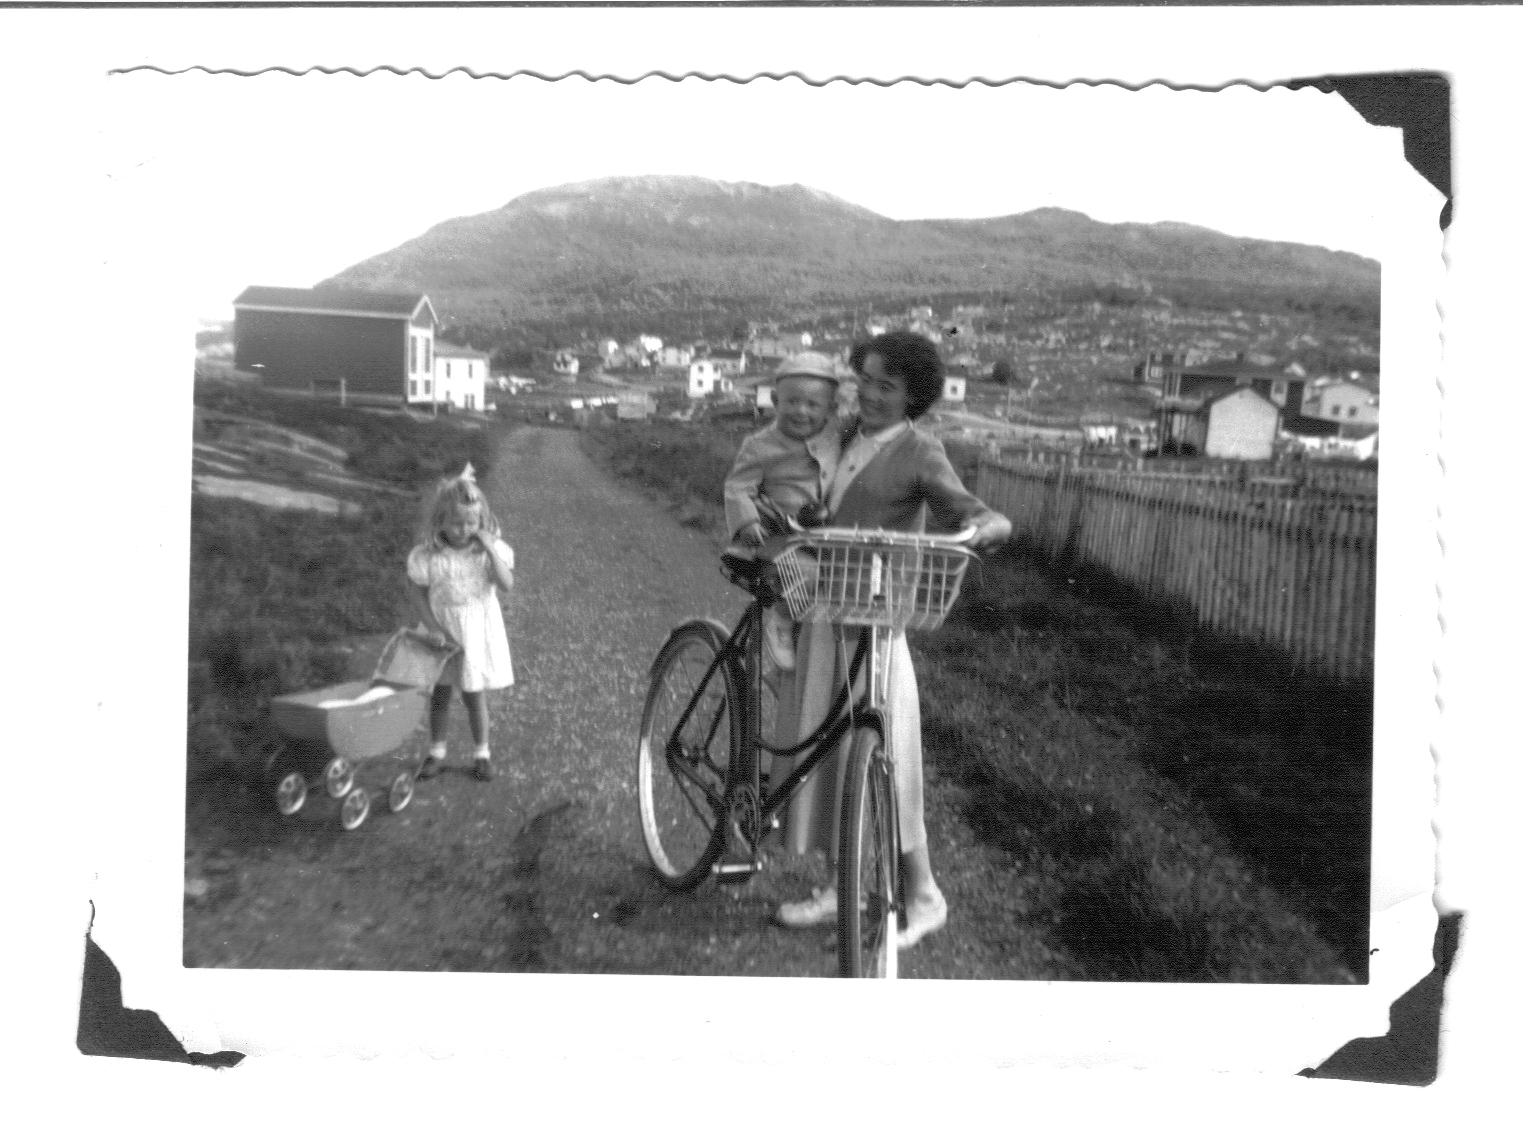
[324,175,1377,342]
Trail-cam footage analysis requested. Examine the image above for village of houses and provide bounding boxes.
[204,285,1380,465]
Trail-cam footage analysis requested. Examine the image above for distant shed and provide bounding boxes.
[233,285,438,399]
[616,391,656,420]
[1192,387,1280,460]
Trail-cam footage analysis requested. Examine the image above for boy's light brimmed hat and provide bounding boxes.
[774,351,846,385]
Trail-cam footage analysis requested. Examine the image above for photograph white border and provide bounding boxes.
[10,4,1513,1111]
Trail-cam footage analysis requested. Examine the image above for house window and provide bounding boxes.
[410,379,418,397]
[424,380,431,395]
[426,337,433,371]
[1330,404,1342,417]
[1348,407,1358,418]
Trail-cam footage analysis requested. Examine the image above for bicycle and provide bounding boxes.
[635,523,976,977]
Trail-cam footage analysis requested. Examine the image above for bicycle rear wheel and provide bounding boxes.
[837,723,899,978]
[637,620,739,890]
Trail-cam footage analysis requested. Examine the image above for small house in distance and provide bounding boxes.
[427,342,491,411]
[750,332,813,359]
[1164,386,1281,460]
[709,349,748,378]
[688,359,733,398]
[1301,376,1379,425]
[616,390,656,420]
[233,285,438,399]
[1158,356,1306,413]
[659,343,695,369]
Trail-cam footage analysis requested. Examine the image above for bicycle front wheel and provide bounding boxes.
[637,620,739,890]
[837,723,899,978]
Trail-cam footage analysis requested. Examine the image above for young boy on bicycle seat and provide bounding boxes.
[723,351,846,671]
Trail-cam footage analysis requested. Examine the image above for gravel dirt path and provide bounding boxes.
[184,424,1053,978]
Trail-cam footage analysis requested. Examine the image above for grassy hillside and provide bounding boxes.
[187,386,502,793]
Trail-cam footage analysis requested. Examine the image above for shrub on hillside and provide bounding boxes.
[583,426,1371,980]
[187,494,416,788]
[186,387,506,792]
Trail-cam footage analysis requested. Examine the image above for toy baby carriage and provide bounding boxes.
[266,627,460,830]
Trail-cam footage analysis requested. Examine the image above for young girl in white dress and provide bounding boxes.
[407,465,515,781]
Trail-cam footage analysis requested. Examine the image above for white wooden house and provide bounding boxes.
[1176,387,1280,460]
[659,344,695,368]
[942,374,967,403]
[422,342,490,411]
[597,339,623,368]
[709,349,747,377]
[688,360,732,397]
[1302,377,1379,425]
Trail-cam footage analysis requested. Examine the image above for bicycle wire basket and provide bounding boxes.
[771,528,975,631]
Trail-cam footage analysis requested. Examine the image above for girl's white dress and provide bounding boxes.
[406,538,514,691]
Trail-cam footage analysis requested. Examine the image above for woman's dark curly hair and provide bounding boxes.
[848,331,945,421]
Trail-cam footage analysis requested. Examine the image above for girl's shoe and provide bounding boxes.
[776,886,837,928]
[473,757,495,782]
[419,756,443,780]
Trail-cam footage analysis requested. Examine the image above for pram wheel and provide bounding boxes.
[340,787,370,831]
[324,757,355,798]
[275,772,307,816]
[389,771,415,813]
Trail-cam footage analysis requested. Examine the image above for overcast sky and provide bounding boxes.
[106,71,1411,323]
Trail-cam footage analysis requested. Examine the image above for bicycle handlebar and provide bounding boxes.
[774,517,980,549]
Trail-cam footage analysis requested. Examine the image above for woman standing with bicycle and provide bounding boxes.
[774,331,1012,950]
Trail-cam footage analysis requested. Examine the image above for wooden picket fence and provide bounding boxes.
[976,454,1377,681]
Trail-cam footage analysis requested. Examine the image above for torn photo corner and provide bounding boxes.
[90,62,1443,1079]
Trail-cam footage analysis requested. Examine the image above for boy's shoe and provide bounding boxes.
[897,891,948,950]
[763,611,796,672]
[776,886,837,928]
[473,757,495,782]
[418,756,443,780]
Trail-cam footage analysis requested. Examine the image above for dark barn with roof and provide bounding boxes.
[232,285,438,398]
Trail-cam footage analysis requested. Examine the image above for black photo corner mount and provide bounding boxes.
[1281,69,1449,1087]
[1300,911,1461,1087]
[77,917,244,1068]
[1287,72,1451,234]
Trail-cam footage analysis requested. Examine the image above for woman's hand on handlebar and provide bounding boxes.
[733,522,766,548]
[963,512,1013,552]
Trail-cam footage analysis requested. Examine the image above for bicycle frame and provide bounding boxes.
[657,577,893,881]
[642,525,976,976]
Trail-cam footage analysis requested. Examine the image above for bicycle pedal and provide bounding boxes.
[713,859,762,884]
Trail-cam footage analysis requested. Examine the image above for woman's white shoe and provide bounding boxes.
[897,892,948,950]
